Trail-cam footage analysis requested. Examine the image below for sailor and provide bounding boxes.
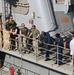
[39,31,45,54]
[64,35,72,55]
[54,33,63,65]
[39,31,50,61]
[44,32,51,61]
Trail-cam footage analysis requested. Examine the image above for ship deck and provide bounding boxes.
[0,48,73,75]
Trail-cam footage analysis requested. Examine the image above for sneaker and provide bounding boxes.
[54,62,57,64]
[45,58,50,61]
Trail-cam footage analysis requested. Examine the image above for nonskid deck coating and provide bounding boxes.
[0,48,73,75]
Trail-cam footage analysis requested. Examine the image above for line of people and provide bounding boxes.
[3,15,53,62]
[0,15,73,66]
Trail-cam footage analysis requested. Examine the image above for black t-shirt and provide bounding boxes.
[12,27,20,37]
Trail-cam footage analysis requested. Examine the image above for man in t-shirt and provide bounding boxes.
[9,15,17,28]
[20,23,28,51]
[29,25,40,56]
[70,35,74,66]
[5,17,10,31]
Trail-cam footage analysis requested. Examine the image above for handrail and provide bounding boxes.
[0,59,40,75]
[52,28,72,38]
[18,35,72,65]
[0,29,73,70]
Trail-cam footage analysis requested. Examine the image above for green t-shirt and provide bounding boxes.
[9,20,17,27]
[32,29,40,38]
[20,27,28,36]
[0,19,2,25]
[5,22,10,31]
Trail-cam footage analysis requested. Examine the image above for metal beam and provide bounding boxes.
[2,0,6,23]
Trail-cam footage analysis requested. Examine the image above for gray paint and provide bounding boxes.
[0,0,2,13]
[4,55,65,75]
[1,0,74,36]
[54,11,73,33]
[0,0,74,75]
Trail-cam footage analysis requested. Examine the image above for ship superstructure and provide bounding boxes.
[0,0,74,75]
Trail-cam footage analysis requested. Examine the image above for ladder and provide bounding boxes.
[2,0,9,23]
[4,0,9,18]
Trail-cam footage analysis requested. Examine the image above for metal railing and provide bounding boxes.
[3,31,71,60]
[0,59,40,75]
[14,35,72,66]
[0,29,73,74]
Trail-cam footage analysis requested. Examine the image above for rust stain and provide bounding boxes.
[60,17,69,23]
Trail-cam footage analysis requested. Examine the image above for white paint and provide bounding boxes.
[12,0,54,33]
[0,0,2,13]
[0,0,73,36]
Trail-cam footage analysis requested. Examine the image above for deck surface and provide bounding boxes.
[0,48,73,75]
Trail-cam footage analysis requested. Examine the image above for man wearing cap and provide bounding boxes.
[54,33,63,65]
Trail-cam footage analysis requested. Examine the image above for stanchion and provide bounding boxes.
[18,35,22,54]
[17,69,22,75]
[57,46,59,66]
